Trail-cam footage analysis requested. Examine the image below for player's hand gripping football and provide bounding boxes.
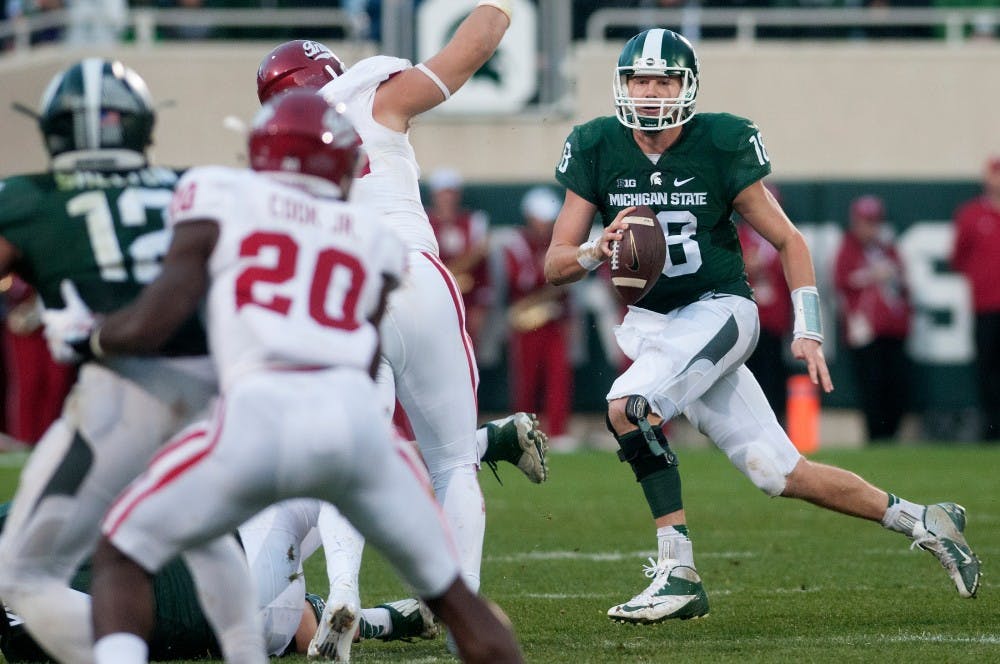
[41,279,98,364]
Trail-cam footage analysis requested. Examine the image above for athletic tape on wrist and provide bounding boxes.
[89,324,106,359]
[576,239,603,271]
[477,0,512,21]
[791,286,824,342]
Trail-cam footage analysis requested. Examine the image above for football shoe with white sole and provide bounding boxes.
[307,592,360,661]
[482,412,549,484]
[607,558,709,624]
[911,502,981,598]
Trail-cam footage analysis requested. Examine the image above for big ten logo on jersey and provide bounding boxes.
[617,178,637,188]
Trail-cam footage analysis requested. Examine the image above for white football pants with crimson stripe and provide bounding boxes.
[0,358,216,664]
[377,250,485,592]
[103,367,461,602]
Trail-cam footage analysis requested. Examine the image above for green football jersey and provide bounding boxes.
[555,112,772,314]
[0,501,221,662]
[0,167,206,355]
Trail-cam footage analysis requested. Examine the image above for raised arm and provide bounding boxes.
[373,1,512,130]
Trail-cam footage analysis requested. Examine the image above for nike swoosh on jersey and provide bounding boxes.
[673,176,695,187]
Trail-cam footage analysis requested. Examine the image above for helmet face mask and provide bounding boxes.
[248,90,362,197]
[39,58,155,171]
[257,40,346,104]
[613,29,699,132]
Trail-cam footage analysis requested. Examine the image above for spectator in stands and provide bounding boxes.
[951,156,1000,442]
[737,182,792,425]
[65,0,125,45]
[936,0,999,41]
[426,168,493,350]
[155,0,218,40]
[5,0,65,45]
[833,195,912,442]
[501,187,577,451]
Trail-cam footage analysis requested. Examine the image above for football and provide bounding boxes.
[609,205,666,305]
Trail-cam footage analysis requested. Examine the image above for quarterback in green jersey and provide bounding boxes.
[545,28,980,624]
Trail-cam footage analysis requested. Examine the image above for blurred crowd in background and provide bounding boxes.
[0,1,997,451]
[0,156,996,452]
[2,1,998,49]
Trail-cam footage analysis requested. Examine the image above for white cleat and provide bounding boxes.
[483,412,549,484]
[308,595,360,662]
[607,558,709,624]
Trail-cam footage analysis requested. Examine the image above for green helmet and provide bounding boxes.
[613,28,699,131]
[38,58,156,171]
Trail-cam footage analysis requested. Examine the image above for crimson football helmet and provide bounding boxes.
[249,90,362,194]
[257,40,346,104]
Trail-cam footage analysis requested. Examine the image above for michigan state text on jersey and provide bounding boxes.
[556,113,767,313]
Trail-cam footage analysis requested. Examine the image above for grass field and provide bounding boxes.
[1,444,997,663]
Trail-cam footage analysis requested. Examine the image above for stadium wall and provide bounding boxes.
[0,40,995,437]
[1,41,998,179]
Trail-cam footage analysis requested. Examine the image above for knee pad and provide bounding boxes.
[612,396,678,482]
[730,444,788,497]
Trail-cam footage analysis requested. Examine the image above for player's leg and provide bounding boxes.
[324,376,521,663]
[238,499,321,656]
[693,363,980,598]
[92,382,292,664]
[424,579,523,664]
[380,252,484,592]
[307,502,365,660]
[604,296,759,623]
[0,361,213,664]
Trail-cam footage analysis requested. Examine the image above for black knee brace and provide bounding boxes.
[610,395,677,482]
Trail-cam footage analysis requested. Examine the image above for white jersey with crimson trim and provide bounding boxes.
[319,56,439,255]
[168,166,406,391]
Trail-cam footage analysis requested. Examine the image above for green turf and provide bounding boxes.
[1,444,997,663]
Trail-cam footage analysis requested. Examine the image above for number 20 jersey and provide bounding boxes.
[555,112,770,315]
[169,166,406,390]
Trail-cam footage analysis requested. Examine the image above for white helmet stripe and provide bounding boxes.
[641,28,666,62]
[81,57,104,150]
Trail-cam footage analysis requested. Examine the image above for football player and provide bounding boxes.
[543,28,980,623]
[0,58,232,664]
[44,90,522,664]
[254,1,526,657]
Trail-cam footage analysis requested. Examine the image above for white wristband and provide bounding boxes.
[477,0,512,21]
[576,239,603,271]
[791,286,824,343]
[89,323,106,359]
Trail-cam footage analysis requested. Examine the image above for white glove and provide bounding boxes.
[41,280,96,364]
